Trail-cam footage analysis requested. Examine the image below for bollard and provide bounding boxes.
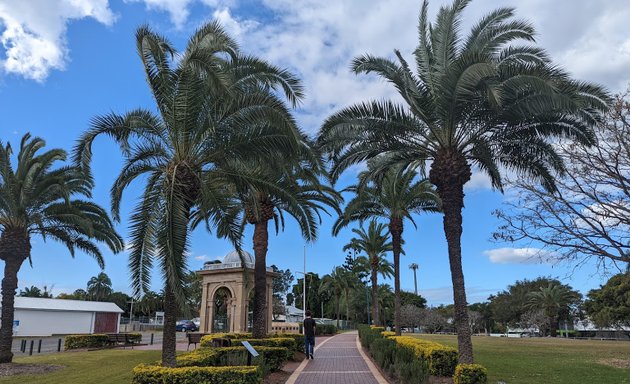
[29,340,34,355]
[20,339,26,353]
[150,333,154,345]
[58,338,62,352]
[38,339,42,353]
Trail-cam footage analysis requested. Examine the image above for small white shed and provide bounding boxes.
[9,297,123,337]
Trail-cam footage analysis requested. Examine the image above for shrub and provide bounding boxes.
[315,324,337,335]
[132,364,261,384]
[126,333,143,343]
[199,333,252,347]
[453,364,488,384]
[64,334,109,349]
[177,346,290,374]
[381,331,396,337]
[242,337,296,351]
[390,336,457,377]
[359,325,428,384]
[271,333,304,353]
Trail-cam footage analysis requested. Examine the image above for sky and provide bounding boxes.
[0,0,629,307]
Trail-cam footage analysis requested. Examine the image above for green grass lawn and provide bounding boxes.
[0,349,162,384]
[415,334,630,384]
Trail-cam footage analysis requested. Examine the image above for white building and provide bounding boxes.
[8,297,123,337]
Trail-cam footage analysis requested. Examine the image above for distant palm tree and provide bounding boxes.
[74,22,305,366]
[409,263,419,295]
[228,154,340,338]
[334,166,439,335]
[319,267,349,328]
[344,221,393,325]
[87,272,113,301]
[0,134,122,363]
[18,285,53,298]
[526,283,580,337]
[318,0,608,362]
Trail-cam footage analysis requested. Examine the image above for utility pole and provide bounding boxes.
[303,245,306,321]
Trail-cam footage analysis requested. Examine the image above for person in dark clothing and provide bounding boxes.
[303,310,316,359]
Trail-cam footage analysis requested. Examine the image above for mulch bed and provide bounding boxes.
[0,363,64,377]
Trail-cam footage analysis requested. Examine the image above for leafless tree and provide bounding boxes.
[468,310,484,334]
[517,309,547,335]
[400,304,423,332]
[418,308,449,334]
[494,91,630,272]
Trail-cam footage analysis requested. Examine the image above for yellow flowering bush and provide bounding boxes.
[390,336,457,376]
[132,364,261,384]
[453,364,488,384]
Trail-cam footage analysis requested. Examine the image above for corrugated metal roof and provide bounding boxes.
[12,297,123,313]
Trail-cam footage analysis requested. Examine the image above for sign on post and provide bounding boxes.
[240,340,259,366]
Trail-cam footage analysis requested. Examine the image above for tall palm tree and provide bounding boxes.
[319,267,348,328]
[344,221,393,325]
[334,166,439,335]
[74,22,304,366]
[526,283,579,337]
[409,263,419,295]
[318,0,608,362]
[0,134,122,363]
[229,155,341,338]
[87,272,113,301]
[377,284,395,326]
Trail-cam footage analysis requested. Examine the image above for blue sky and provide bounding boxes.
[0,0,628,306]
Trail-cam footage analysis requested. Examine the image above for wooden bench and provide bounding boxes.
[106,333,136,349]
[186,333,206,350]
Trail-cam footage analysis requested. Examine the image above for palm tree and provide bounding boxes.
[344,221,393,325]
[74,22,305,366]
[0,134,122,363]
[228,151,340,338]
[526,283,579,337]
[319,267,348,328]
[318,0,608,362]
[409,263,419,295]
[87,272,113,301]
[18,285,53,298]
[377,284,395,326]
[334,166,439,335]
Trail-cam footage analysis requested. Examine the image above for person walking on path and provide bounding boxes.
[303,310,316,359]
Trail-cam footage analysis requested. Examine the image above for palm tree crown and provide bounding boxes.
[74,21,305,366]
[318,0,608,363]
[334,166,439,334]
[0,134,122,363]
[343,220,393,325]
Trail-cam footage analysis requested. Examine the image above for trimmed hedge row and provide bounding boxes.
[453,364,488,384]
[132,364,261,384]
[390,336,458,376]
[359,325,429,384]
[177,346,290,373]
[199,336,295,350]
[64,333,142,350]
[315,324,337,335]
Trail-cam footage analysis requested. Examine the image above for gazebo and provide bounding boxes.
[197,250,277,334]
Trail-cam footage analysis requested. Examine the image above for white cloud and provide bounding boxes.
[194,254,208,261]
[483,247,555,265]
[420,286,496,305]
[0,0,116,82]
[124,0,194,28]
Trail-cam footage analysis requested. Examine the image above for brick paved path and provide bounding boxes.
[287,331,388,384]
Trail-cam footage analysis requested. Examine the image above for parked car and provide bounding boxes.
[191,317,200,328]
[176,320,198,332]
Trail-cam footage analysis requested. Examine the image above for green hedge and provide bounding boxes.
[64,334,110,349]
[390,336,458,376]
[177,346,290,374]
[358,325,429,384]
[453,364,488,384]
[64,333,143,350]
[315,324,337,335]
[242,338,295,351]
[132,364,261,384]
[270,333,304,353]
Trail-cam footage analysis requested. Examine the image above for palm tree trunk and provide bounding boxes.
[336,295,340,328]
[413,268,418,295]
[0,229,29,363]
[345,288,350,327]
[370,259,379,325]
[252,220,269,339]
[430,150,474,364]
[162,281,177,367]
[390,218,403,336]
